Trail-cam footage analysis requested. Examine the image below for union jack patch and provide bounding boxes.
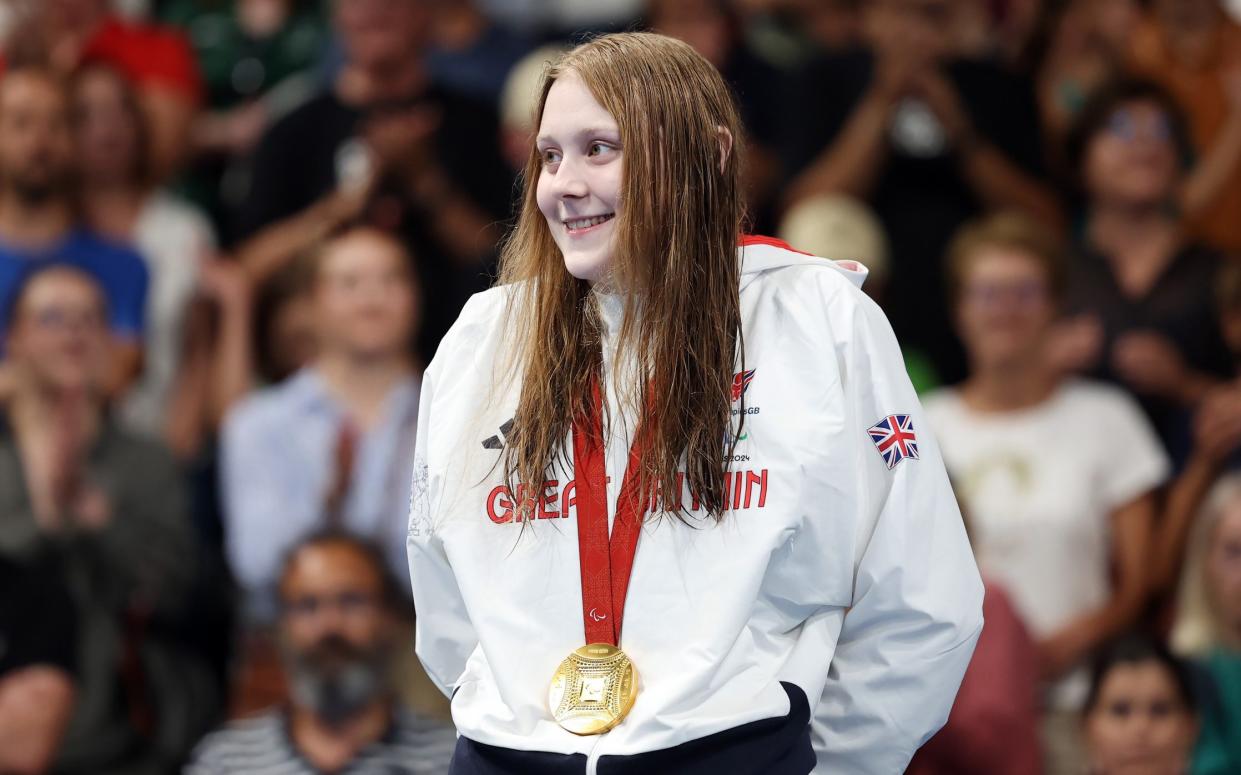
[731,369,756,403]
[868,414,919,469]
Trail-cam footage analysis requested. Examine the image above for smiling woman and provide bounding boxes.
[407,31,984,775]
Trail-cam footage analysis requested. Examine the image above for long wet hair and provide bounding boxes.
[498,33,746,521]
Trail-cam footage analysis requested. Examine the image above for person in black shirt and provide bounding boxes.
[1060,78,1234,463]
[0,552,77,775]
[780,0,1059,383]
[233,0,513,364]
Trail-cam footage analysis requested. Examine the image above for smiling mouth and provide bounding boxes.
[563,213,615,235]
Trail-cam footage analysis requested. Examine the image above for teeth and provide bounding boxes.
[565,214,614,230]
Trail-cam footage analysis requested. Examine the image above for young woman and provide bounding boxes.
[406,33,982,774]
[1082,636,1200,775]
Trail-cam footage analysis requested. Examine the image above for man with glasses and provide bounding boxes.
[187,531,456,774]
[0,264,213,774]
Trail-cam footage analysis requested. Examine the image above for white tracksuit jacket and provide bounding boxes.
[407,237,984,774]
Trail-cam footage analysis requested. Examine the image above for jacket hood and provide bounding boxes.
[738,235,868,292]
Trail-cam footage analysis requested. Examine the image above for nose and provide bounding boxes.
[549,154,589,201]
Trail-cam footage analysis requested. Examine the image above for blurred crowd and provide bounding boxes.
[0,0,1240,773]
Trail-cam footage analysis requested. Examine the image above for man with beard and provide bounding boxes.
[187,532,456,774]
[0,66,147,389]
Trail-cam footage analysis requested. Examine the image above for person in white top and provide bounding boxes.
[922,212,1169,774]
[407,32,983,775]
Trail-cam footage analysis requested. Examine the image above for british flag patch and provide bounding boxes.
[868,414,919,469]
[731,369,756,403]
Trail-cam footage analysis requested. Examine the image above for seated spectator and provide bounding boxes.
[223,226,421,621]
[907,498,1043,775]
[1171,473,1241,772]
[4,0,203,181]
[1082,636,1201,775]
[1062,78,1234,460]
[1128,0,1241,254]
[0,65,147,395]
[71,63,226,444]
[781,0,1058,383]
[924,213,1169,775]
[186,531,456,774]
[233,0,512,363]
[0,265,218,774]
[0,552,77,775]
[160,0,327,232]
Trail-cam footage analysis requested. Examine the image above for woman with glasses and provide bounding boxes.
[1058,79,1234,462]
[924,212,1170,775]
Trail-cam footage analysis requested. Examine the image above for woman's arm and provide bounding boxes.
[1037,492,1154,679]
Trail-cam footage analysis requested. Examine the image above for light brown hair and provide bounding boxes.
[498,32,746,520]
[944,211,1067,308]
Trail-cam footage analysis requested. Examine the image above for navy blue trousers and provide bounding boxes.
[449,682,815,775]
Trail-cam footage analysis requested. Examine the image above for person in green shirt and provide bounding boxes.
[1171,471,1241,774]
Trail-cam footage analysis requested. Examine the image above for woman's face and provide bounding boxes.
[535,72,622,284]
[955,246,1056,371]
[1085,660,1198,775]
[1084,99,1179,209]
[1207,505,1241,642]
[72,68,140,185]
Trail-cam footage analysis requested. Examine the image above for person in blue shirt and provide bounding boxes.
[0,66,147,390]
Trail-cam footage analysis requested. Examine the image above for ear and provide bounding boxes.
[716,125,733,174]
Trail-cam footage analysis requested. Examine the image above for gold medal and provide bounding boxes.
[548,643,639,735]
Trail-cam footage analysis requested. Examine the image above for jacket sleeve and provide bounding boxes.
[812,286,985,773]
[406,357,480,698]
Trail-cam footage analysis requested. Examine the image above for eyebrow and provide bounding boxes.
[535,126,621,146]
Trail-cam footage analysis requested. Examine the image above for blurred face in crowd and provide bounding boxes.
[864,0,953,64]
[280,541,396,726]
[313,229,418,360]
[1207,503,1241,642]
[649,0,733,69]
[955,246,1057,372]
[1084,659,1198,775]
[71,67,143,187]
[1084,99,1180,209]
[535,72,622,284]
[5,268,109,395]
[0,72,74,204]
[335,0,430,73]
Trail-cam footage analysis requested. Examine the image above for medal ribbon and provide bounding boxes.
[571,380,649,646]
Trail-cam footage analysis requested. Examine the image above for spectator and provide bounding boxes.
[0,65,147,396]
[0,265,217,775]
[1171,473,1241,773]
[924,213,1169,775]
[1082,636,1201,775]
[71,62,230,446]
[233,0,512,363]
[1022,0,1139,155]
[4,0,203,181]
[781,0,1058,383]
[186,531,456,774]
[1062,79,1234,460]
[223,226,421,621]
[424,0,530,107]
[160,0,327,232]
[907,499,1043,775]
[1128,0,1241,254]
[0,552,77,775]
